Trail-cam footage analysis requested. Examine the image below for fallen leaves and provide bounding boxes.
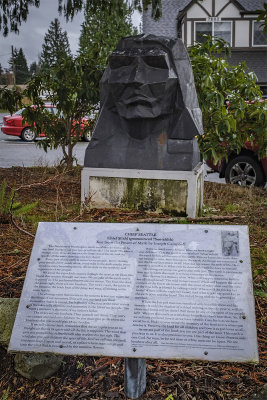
[0,167,266,400]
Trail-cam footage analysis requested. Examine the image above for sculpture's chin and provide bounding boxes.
[126,130,153,140]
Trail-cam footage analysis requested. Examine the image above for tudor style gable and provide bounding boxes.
[143,0,267,94]
[179,0,266,48]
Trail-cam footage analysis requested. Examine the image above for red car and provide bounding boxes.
[206,143,267,187]
[1,105,93,142]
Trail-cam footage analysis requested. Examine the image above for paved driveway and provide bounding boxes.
[0,132,88,167]
[0,112,89,167]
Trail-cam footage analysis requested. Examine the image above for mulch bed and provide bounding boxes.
[0,166,266,400]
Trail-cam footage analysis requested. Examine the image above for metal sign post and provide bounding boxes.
[124,358,146,399]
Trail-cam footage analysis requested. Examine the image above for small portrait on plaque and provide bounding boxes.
[221,231,239,256]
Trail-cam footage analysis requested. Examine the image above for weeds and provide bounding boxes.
[253,267,267,298]
[0,179,37,224]
[201,204,219,215]
[76,361,84,370]
[224,203,239,213]
[0,387,10,400]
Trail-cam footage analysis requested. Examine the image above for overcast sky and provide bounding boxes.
[0,0,141,70]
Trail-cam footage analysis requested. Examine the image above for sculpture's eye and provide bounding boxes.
[143,56,168,69]
[109,56,134,69]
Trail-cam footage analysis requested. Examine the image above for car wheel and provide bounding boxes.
[225,155,265,187]
[21,128,36,142]
[83,129,93,142]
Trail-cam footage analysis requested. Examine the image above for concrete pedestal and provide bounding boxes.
[81,163,204,218]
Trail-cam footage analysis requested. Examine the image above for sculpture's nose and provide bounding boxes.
[129,58,145,84]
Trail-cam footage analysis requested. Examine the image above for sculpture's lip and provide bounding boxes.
[124,95,152,105]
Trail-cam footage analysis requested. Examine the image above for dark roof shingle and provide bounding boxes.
[180,0,266,13]
[237,0,266,12]
[229,51,267,82]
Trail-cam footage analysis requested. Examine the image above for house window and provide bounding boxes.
[253,21,267,46]
[195,21,232,45]
[261,86,267,98]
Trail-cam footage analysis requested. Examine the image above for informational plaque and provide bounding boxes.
[9,222,258,363]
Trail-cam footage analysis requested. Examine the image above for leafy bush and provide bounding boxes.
[189,36,267,162]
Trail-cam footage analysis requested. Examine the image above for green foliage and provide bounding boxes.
[0,0,40,36]
[253,268,265,277]
[224,203,239,213]
[0,180,16,215]
[253,261,267,299]
[189,36,267,162]
[254,289,267,298]
[0,179,38,220]
[0,63,7,84]
[40,18,71,70]
[0,85,23,115]
[78,2,137,106]
[59,0,162,20]
[76,360,84,369]
[0,1,159,36]
[0,386,10,400]
[29,61,38,76]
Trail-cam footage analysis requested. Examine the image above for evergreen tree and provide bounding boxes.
[15,48,30,83]
[40,18,71,70]
[0,63,6,84]
[29,61,38,75]
[9,48,30,84]
[79,3,137,78]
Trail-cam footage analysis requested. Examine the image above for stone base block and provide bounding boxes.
[81,163,204,218]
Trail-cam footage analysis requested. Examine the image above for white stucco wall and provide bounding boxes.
[235,21,250,47]
[187,3,208,18]
[215,0,229,16]
[187,21,192,46]
[181,23,185,42]
[199,0,212,16]
[219,3,240,18]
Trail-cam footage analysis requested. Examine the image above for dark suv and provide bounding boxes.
[206,143,267,187]
[206,99,267,187]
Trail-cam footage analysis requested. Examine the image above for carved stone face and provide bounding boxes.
[85,35,203,171]
[107,47,178,119]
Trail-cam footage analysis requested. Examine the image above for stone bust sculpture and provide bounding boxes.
[84,34,203,171]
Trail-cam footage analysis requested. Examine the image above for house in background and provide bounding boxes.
[143,0,267,96]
